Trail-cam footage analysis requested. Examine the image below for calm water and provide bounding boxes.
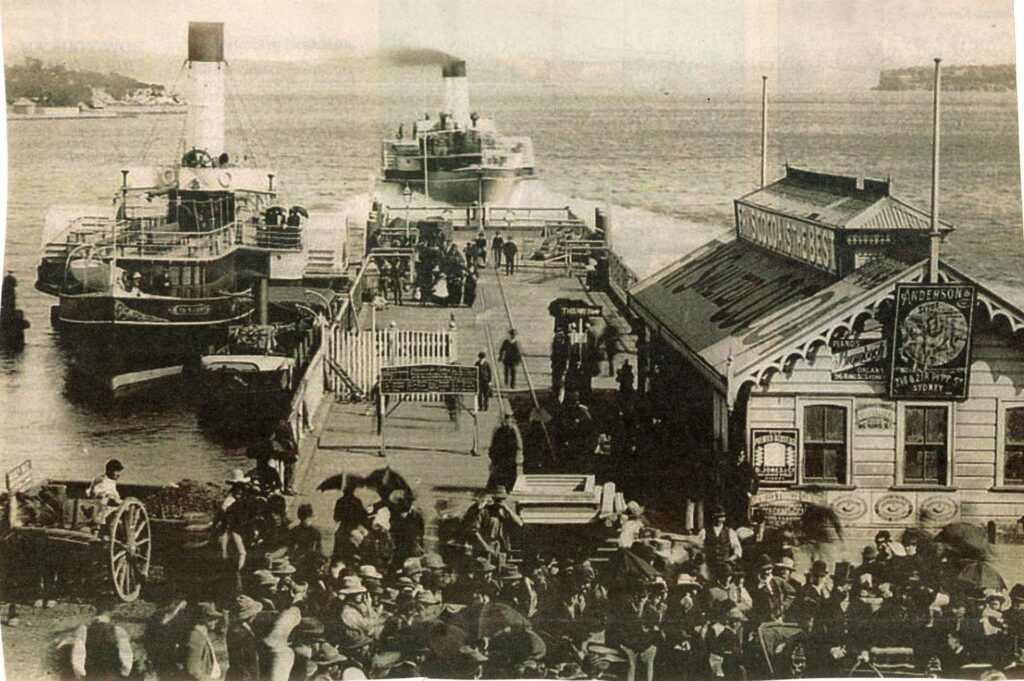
[2,66,1022,483]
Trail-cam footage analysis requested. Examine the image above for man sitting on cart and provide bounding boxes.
[85,459,124,527]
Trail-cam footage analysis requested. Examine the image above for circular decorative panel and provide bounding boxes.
[919,496,957,522]
[831,495,868,521]
[874,494,914,522]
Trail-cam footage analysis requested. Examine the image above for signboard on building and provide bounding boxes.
[750,428,799,484]
[735,202,838,274]
[830,336,887,381]
[380,364,478,395]
[889,283,976,400]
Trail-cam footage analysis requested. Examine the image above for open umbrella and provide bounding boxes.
[316,472,367,492]
[937,522,991,561]
[608,547,661,581]
[958,561,1006,591]
[290,205,310,218]
[364,467,414,503]
[477,602,530,640]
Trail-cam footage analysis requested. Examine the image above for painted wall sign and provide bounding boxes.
[855,401,895,431]
[831,337,887,381]
[873,493,914,522]
[889,283,976,400]
[736,202,838,274]
[752,490,826,528]
[750,428,799,484]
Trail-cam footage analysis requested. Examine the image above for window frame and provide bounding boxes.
[996,399,1024,488]
[796,397,854,487]
[896,402,955,487]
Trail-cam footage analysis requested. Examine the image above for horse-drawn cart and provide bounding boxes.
[2,462,223,603]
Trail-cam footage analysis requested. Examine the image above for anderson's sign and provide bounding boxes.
[889,283,976,400]
[736,202,838,274]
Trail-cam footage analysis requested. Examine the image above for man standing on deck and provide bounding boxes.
[492,232,505,270]
[498,329,523,390]
[503,236,519,275]
[488,413,523,492]
[475,351,493,412]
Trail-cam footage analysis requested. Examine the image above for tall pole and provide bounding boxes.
[760,75,768,189]
[928,58,942,284]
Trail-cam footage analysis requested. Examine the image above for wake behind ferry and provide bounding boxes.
[34,23,347,392]
[379,60,536,205]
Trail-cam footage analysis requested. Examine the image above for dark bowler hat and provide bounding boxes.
[1011,583,1024,602]
[755,554,774,571]
[809,560,829,576]
[833,561,853,584]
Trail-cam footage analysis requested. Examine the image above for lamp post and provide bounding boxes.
[402,183,412,240]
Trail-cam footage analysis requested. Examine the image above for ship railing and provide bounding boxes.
[237,221,303,251]
[110,224,239,259]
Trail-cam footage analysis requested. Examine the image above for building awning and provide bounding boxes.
[629,238,837,381]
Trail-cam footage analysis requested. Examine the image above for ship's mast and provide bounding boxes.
[928,58,942,284]
[185,23,226,160]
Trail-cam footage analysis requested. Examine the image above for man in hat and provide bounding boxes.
[496,564,538,617]
[551,327,570,395]
[498,328,522,390]
[487,414,523,493]
[245,442,283,497]
[696,507,742,567]
[250,570,282,613]
[336,576,386,643]
[87,458,124,507]
[357,565,384,598]
[475,351,493,412]
[502,235,519,276]
[288,503,324,582]
[63,613,134,679]
[799,560,831,608]
[226,596,262,681]
[749,554,785,626]
[1005,584,1024,639]
[740,510,782,569]
[182,602,223,681]
[701,600,747,680]
[772,555,802,611]
[388,490,425,570]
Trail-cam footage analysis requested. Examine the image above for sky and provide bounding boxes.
[0,0,1017,83]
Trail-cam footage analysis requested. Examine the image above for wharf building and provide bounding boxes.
[625,167,1024,533]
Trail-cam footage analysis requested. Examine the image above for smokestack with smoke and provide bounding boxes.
[442,59,470,129]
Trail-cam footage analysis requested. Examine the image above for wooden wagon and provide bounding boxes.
[2,463,221,603]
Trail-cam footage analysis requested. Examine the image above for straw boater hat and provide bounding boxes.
[337,576,367,595]
[232,595,263,620]
[268,556,297,575]
[358,565,384,581]
[252,570,280,588]
[499,565,523,581]
[312,643,348,665]
[675,573,701,588]
[226,469,250,485]
[422,552,446,570]
[775,556,796,571]
[402,557,423,576]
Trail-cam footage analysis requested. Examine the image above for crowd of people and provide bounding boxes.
[367,221,528,309]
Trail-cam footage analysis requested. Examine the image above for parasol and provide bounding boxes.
[936,522,991,561]
[364,467,414,503]
[608,547,661,580]
[957,561,1006,591]
[290,205,310,218]
[316,472,366,492]
[476,602,530,640]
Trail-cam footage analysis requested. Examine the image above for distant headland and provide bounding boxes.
[876,64,1016,92]
[5,58,183,119]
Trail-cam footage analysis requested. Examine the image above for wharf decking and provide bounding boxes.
[288,263,633,555]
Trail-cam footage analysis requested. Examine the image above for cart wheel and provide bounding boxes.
[108,498,151,602]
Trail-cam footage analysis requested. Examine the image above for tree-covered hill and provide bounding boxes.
[5,58,163,106]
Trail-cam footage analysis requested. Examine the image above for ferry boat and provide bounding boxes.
[34,23,318,388]
[379,61,536,205]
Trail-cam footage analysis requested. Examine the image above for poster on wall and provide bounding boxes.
[889,283,976,400]
[831,336,887,381]
[750,428,799,484]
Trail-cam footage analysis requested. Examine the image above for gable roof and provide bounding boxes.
[737,166,954,233]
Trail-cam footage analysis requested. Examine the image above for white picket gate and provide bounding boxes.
[328,326,458,401]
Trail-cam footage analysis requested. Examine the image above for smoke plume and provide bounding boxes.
[385,47,461,69]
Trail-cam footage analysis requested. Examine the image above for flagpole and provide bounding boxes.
[929,58,942,284]
[760,75,768,189]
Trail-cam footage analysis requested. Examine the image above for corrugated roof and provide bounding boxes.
[738,167,954,232]
[629,239,914,381]
[629,238,836,377]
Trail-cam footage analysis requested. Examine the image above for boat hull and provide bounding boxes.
[383,166,534,205]
[53,291,255,383]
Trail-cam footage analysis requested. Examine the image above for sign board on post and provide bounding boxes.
[889,283,976,400]
[750,429,798,484]
[5,459,33,493]
[380,364,478,395]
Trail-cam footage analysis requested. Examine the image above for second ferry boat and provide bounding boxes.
[379,60,537,205]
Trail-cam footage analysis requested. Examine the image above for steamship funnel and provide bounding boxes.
[442,59,470,129]
[185,22,226,160]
